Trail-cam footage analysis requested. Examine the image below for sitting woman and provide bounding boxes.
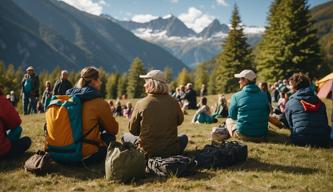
[0,84,31,158]
[114,100,123,117]
[270,88,289,128]
[212,95,228,119]
[123,70,188,157]
[285,73,330,147]
[192,97,217,124]
[46,67,119,164]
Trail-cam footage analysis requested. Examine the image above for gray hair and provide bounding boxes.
[145,79,169,95]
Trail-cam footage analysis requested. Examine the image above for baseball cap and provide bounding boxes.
[234,70,256,81]
[26,66,34,71]
[139,70,166,83]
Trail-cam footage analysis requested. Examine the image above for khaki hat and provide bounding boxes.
[234,70,256,81]
[139,70,166,83]
[26,66,34,71]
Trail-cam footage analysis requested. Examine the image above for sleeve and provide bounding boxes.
[98,100,119,135]
[284,101,293,129]
[128,103,142,136]
[0,98,21,130]
[177,102,184,125]
[228,95,238,120]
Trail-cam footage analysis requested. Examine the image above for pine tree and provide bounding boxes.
[126,58,146,98]
[98,68,108,98]
[214,4,252,93]
[164,67,173,83]
[208,71,217,95]
[106,73,119,99]
[255,0,323,81]
[193,64,208,93]
[117,73,128,98]
[177,68,191,86]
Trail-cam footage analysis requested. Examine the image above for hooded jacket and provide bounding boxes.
[285,87,330,147]
[66,87,118,157]
[228,83,270,137]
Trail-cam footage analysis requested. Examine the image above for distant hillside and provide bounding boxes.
[311,0,333,71]
[0,0,187,73]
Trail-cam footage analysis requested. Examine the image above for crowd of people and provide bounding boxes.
[0,66,332,168]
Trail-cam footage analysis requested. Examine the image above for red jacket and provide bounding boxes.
[0,95,21,156]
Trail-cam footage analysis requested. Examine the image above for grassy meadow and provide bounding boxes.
[0,95,332,192]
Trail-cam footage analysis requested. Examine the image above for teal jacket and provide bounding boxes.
[228,83,270,137]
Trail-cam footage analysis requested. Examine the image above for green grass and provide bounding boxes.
[0,95,332,192]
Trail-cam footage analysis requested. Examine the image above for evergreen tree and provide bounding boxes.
[117,73,128,98]
[208,71,217,95]
[164,67,173,83]
[98,68,108,98]
[177,68,191,86]
[214,4,252,93]
[193,64,208,93]
[126,58,146,98]
[106,73,119,99]
[255,0,323,81]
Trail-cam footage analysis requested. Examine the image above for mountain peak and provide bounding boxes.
[198,19,229,38]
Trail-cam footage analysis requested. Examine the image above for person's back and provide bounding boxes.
[230,83,269,137]
[285,87,330,146]
[130,94,182,157]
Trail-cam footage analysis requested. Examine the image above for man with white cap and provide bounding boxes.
[226,69,270,141]
[123,70,188,157]
[21,66,40,115]
[53,70,73,95]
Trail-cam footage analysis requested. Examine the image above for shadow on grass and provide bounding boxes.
[0,151,34,172]
[265,129,291,145]
[228,158,318,175]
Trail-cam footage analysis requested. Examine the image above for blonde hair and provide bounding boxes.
[145,79,169,94]
[75,66,99,88]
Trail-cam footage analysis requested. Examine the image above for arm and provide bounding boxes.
[128,103,142,136]
[53,80,60,95]
[176,102,184,125]
[284,101,293,129]
[228,95,238,120]
[0,98,21,130]
[98,100,119,135]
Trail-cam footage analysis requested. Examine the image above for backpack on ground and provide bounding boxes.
[146,155,197,177]
[105,142,146,182]
[45,95,99,163]
[195,141,247,168]
[24,150,51,175]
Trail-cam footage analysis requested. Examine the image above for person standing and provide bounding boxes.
[21,66,39,115]
[53,70,73,95]
[42,81,53,111]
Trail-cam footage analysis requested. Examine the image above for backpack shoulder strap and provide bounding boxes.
[76,124,100,147]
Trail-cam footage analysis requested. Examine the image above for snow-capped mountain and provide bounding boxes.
[103,14,265,68]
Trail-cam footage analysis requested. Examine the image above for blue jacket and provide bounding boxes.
[285,87,330,147]
[228,83,270,137]
[66,86,101,102]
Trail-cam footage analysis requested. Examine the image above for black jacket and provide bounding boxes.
[53,79,73,95]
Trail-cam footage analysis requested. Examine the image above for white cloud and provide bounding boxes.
[171,0,179,3]
[216,0,228,6]
[61,0,106,15]
[132,14,158,23]
[179,7,215,33]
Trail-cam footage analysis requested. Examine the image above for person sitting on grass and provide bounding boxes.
[226,70,270,142]
[0,84,31,159]
[212,95,228,119]
[123,102,133,119]
[114,100,123,117]
[192,97,217,124]
[270,87,289,128]
[285,73,330,147]
[46,67,119,164]
[123,70,188,157]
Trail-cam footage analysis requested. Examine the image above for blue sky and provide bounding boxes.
[62,0,329,32]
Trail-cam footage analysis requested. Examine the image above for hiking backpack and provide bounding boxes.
[195,141,248,168]
[146,155,197,177]
[45,95,98,163]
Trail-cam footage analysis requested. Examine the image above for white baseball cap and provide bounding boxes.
[234,70,256,81]
[26,66,34,71]
[139,70,166,83]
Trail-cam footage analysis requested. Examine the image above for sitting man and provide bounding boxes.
[285,73,330,147]
[123,70,188,157]
[0,84,31,158]
[226,70,270,142]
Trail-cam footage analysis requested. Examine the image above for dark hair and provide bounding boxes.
[0,84,3,95]
[289,73,310,90]
[200,97,207,105]
[260,82,269,91]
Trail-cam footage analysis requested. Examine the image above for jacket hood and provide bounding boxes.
[242,83,261,93]
[289,87,319,103]
[66,86,101,102]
